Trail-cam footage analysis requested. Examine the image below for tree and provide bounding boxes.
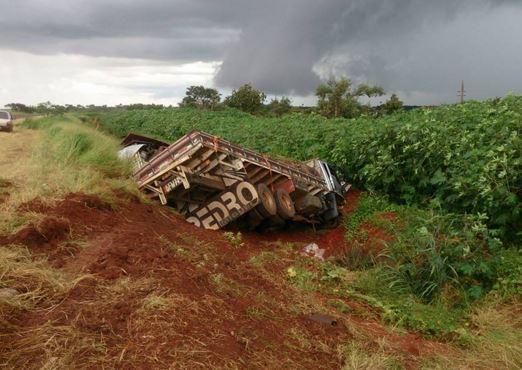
[224,83,266,113]
[36,101,53,115]
[180,85,221,109]
[315,78,384,118]
[354,84,385,99]
[267,96,292,117]
[5,103,36,113]
[380,94,403,115]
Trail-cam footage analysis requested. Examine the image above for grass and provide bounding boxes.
[21,115,133,192]
[0,115,136,235]
[0,116,138,368]
[0,246,83,314]
[423,302,522,369]
[1,322,106,369]
[0,245,96,368]
[341,341,402,370]
[140,293,172,311]
[223,231,244,248]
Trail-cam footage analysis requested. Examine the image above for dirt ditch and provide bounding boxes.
[0,190,447,368]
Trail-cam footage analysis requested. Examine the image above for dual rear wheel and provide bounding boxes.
[255,184,295,220]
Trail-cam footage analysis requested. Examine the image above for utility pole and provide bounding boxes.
[457,80,466,103]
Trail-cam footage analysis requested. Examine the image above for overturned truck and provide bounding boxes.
[120,131,348,230]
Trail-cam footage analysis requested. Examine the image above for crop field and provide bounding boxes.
[0,99,520,368]
[96,95,521,239]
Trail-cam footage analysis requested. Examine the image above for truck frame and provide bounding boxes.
[120,131,347,230]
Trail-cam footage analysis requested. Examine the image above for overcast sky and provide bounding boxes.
[1,0,521,107]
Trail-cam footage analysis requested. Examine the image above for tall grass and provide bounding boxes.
[0,116,135,235]
[343,195,511,304]
[20,116,133,197]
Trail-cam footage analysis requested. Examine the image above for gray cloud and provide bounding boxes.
[0,0,243,61]
[1,0,521,103]
[215,0,522,99]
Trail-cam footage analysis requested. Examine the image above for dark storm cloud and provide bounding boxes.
[215,0,522,96]
[1,0,521,101]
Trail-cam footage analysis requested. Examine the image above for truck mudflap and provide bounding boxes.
[186,181,260,230]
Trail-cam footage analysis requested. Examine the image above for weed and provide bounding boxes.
[223,231,244,247]
[249,251,278,268]
[327,299,352,314]
[286,266,317,292]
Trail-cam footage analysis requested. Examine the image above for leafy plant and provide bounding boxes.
[224,231,244,248]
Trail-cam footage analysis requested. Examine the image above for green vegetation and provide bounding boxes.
[315,77,384,118]
[21,115,131,182]
[380,93,403,115]
[94,95,521,239]
[179,85,221,110]
[346,195,515,302]
[337,194,520,335]
[280,199,520,343]
[224,83,267,113]
[266,96,292,117]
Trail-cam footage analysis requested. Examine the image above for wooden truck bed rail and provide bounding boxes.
[135,130,327,191]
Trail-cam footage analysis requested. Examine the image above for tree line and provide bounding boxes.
[6,77,403,119]
[180,78,403,118]
[4,102,168,114]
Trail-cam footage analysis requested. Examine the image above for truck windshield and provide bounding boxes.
[0,112,9,119]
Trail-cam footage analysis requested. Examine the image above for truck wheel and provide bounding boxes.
[256,183,277,217]
[275,188,295,220]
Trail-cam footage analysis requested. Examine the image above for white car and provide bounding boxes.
[0,110,13,132]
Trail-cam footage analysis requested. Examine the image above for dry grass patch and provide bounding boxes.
[341,340,402,370]
[424,302,522,369]
[1,322,106,369]
[0,246,85,314]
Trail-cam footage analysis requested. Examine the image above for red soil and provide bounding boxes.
[244,188,395,262]
[0,190,447,368]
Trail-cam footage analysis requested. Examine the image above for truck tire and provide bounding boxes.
[256,183,277,217]
[274,188,295,220]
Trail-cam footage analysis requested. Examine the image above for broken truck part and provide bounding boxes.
[119,131,348,230]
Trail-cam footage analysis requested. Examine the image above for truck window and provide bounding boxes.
[0,112,9,119]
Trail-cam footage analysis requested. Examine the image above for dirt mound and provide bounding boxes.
[17,198,51,213]
[54,193,113,215]
[9,216,70,247]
